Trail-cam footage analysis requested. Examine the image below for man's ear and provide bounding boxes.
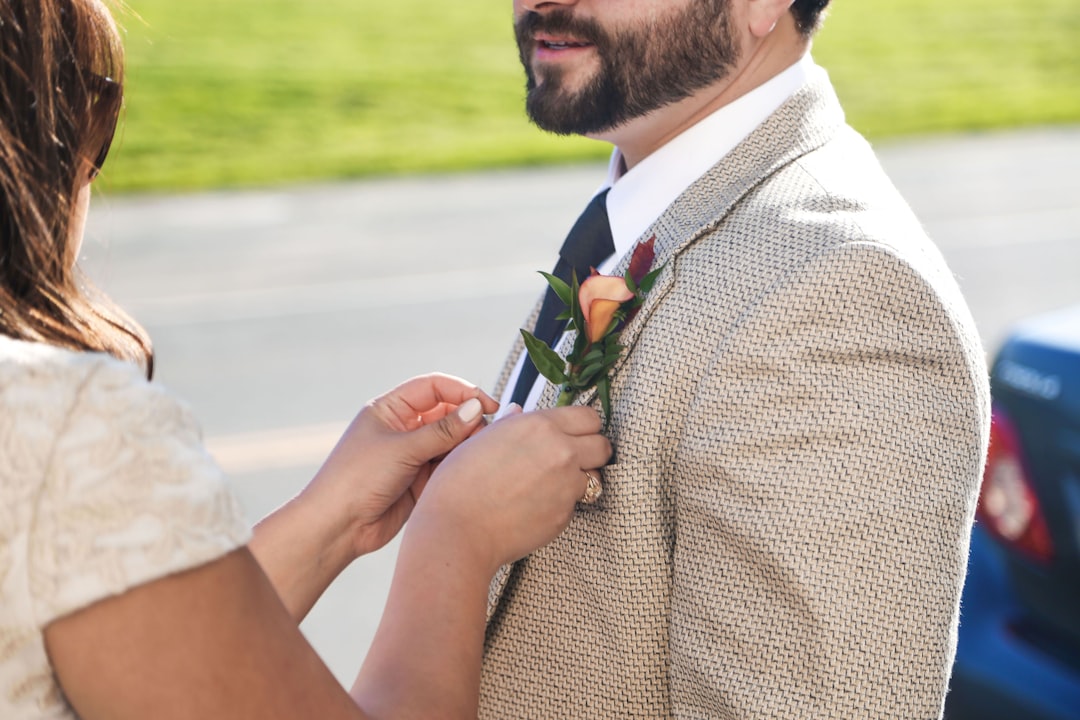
[746,0,795,38]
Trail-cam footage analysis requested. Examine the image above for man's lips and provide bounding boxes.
[532,33,595,59]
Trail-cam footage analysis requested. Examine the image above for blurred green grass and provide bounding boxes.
[103,0,1080,192]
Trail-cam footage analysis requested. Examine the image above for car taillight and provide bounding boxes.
[976,405,1054,564]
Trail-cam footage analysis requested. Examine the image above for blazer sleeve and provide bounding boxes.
[667,241,990,719]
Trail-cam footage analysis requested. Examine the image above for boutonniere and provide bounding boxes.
[520,237,663,420]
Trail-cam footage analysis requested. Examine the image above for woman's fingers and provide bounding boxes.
[537,405,605,437]
[407,403,614,572]
[577,426,614,466]
[390,397,489,468]
[417,402,454,426]
[535,408,612,469]
[393,374,498,414]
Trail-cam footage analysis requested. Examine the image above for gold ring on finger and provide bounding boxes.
[580,470,603,504]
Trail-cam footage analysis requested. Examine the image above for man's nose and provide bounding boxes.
[517,0,580,14]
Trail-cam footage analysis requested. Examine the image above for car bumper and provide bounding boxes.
[945,526,1080,720]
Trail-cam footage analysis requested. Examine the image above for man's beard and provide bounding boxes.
[514,0,739,136]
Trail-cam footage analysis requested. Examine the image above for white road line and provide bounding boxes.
[126,263,542,327]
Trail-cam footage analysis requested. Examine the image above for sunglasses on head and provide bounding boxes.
[83,72,121,180]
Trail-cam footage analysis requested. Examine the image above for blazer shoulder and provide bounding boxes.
[715,126,960,297]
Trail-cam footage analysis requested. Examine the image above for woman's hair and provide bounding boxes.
[790,0,832,37]
[0,0,153,375]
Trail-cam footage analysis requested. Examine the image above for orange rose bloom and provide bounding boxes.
[579,274,634,344]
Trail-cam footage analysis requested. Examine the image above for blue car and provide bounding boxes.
[946,304,1080,719]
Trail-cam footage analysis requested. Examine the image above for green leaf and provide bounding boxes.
[624,268,639,294]
[572,310,587,341]
[565,374,591,391]
[571,327,589,357]
[639,263,666,294]
[520,330,568,385]
[583,348,605,364]
[569,271,585,329]
[597,375,612,427]
[578,362,605,384]
[604,344,626,363]
[539,271,572,307]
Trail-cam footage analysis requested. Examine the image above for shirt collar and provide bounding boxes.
[597,54,819,262]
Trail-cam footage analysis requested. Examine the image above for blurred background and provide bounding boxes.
[102,0,1079,191]
[82,0,1080,691]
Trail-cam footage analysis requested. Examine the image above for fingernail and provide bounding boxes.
[493,403,522,421]
[457,397,483,423]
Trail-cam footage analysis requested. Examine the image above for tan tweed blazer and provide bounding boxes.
[480,74,991,719]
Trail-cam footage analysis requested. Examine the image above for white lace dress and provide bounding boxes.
[0,337,252,718]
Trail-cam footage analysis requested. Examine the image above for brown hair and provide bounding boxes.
[0,0,152,375]
[790,0,832,36]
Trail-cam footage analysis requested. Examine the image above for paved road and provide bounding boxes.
[83,125,1080,684]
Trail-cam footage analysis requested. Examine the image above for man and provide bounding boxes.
[482,0,990,718]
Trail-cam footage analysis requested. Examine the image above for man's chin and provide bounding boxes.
[525,79,624,137]
[530,55,602,94]
[526,105,620,137]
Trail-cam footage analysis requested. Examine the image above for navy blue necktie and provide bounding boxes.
[510,190,615,407]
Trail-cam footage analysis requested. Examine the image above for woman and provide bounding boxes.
[0,1,611,718]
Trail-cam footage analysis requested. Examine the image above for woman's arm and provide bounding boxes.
[247,489,365,623]
[354,406,609,718]
[45,406,610,720]
[46,548,364,720]
[249,374,498,622]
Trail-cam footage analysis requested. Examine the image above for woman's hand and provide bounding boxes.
[307,373,500,558]
[406,405,613,577]
[354,405,611,718]
[250,373,497,621]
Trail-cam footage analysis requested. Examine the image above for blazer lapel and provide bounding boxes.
[485,74,845,622]
[560,73,845,409]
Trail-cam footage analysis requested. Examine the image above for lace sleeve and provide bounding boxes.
[28,355,252,625]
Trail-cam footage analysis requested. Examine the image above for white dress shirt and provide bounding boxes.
[501,55,820,413]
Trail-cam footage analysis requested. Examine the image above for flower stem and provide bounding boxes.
[556,388,577,407]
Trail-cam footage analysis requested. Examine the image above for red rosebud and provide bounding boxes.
[628,236,657,285]
[579,274,634,344]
